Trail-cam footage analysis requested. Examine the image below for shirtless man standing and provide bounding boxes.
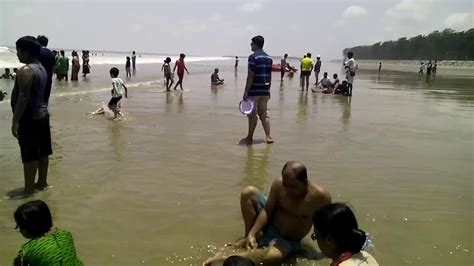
[204,161,332,265]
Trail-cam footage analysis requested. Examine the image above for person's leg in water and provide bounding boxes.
[281,69,285,81]
[348,83,353,96]
[23,161,38,195]
[109,103,120,119]
[314,71,319,85]
[86,107,105,115]
[36,156,49,190]
[173,75,182,91]
[258,96,273,143]
[241,104,259,145]
[305,75,310,91]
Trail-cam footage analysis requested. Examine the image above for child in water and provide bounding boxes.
[13,200,83,266]
[163,57,174,91]
[87,67,128,119]
[125,56,131,78]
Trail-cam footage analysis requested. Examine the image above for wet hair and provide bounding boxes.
[307,52,312,58]
[223,256,255,266]
[180,53,185,58]
[313,203,367,254]
[132,51,136,54]
[342,80,348,85]
[215,68,219,72]
[347,51,354,57]
[235,56,238,58]
[251,35,264,49]
[323,72,328,77]
[37,35,48,46]
[5,68,10,72]
[60,50,65,56]
[333,73,338,79]
[284,53,288,57]
[110,67,119,77]
[282,161,308,184]
[166,57,172,63]
[126,56,130,61]
[16,36,41,58]
[14,200,53,238]
[72,51,78,57]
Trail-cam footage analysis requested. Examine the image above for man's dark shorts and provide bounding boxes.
[18,114,53,163]
[108,96,122,106]
[301,71,311,76]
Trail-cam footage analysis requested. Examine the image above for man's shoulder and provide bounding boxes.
[308,182,331,202]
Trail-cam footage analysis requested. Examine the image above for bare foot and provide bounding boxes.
[239,137,253,146]
[266,137,274,144]
[35,183,49,191]
[7,189,34,200]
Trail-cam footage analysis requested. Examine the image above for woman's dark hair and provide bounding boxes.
[223,256,255,266]
[110,67,119,77]
[14,200,53,238]
[37,35,48,46]
[333,73,338,79]
[60,50,65,56]
[72,51,78,57]
[16,36,41,57]
[313,203,367,254]
[251,35,264,49]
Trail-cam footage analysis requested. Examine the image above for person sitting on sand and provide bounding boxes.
[312,72,331,93]
[13,200,83,266]
[312,203,379,266]
[321,74,339,94]
[334,80,349,95]
[211,68,224,85]
[88,67,128,119]
[0,68,14,79]
[204,161,332,265]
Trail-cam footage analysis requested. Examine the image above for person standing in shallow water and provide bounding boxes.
[70,51,80,81]
[314,55,322,85]
[10,36,52,198]
[378,62,382,72]
[344,51,356,96]
[37,35,55,104]
[173,53,190,91]
[125,56,131,78]
[235,56,239,69]
[82,50,90,77]
[240,35,274,145]
[132,51,137,73]
[57,50,69,81]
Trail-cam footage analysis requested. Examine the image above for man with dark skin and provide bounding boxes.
[203,161,332,265]
[10,36,52,198]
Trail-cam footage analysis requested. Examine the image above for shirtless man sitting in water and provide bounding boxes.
[204,161,332,265]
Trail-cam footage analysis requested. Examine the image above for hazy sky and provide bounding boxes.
[1,0,473,59]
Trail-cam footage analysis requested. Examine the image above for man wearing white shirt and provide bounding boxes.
[280,53,289,81]
[344,51,356,96]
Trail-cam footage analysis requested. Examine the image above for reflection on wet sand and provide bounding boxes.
[242,145,271,191]
[297,92,309,123]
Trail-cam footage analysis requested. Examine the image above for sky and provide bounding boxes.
[1,0,473,59]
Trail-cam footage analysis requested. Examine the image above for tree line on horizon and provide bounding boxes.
[343,28,474,60]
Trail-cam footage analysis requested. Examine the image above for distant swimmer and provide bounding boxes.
[235,56,239,69]
[300,53,313,91]
[125,56,131,78]
[173,53,190,91]
[87,67,128,119]
[203,161,332,265]
[163,57,174,91]
[211,68,224,85]
[314,55,321,85]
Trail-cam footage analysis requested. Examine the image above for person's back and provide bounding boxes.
[164,62,171,76]
[20,229,83,266]
[314,59,321,72]
[58,56,69,74]
[39,47,55,103]
[211,72,218,83]
[301,57,313,72]
[249,49,272,96]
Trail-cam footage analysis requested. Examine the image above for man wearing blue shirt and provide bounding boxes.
[241,36,274,145]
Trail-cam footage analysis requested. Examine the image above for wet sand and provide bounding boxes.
[0,60,473,265]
